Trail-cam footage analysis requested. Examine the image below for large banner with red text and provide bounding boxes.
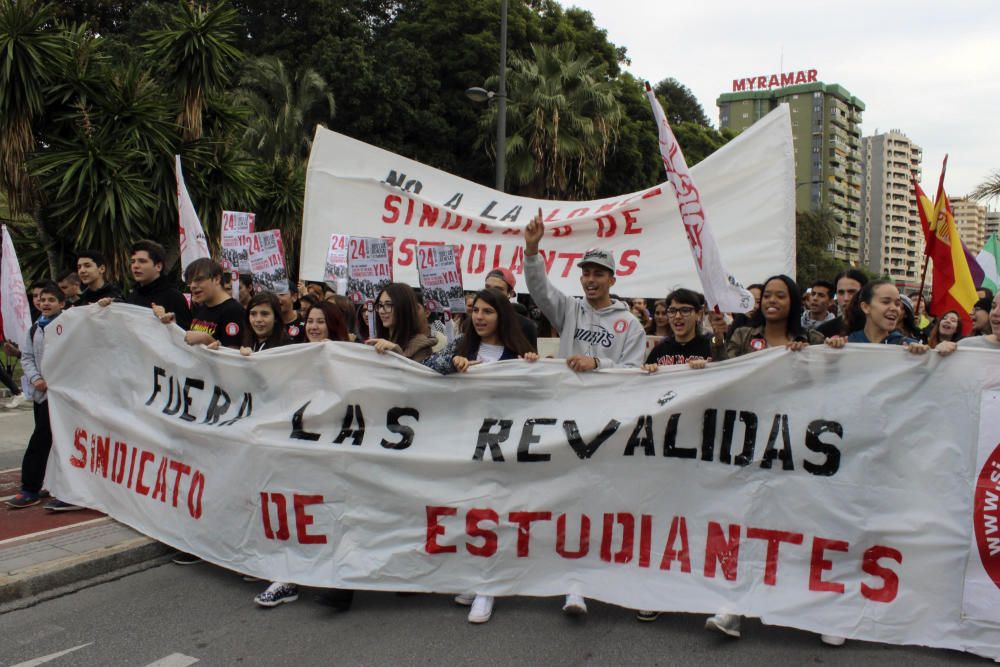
[43,305,1000,660]
[299,107,795,297]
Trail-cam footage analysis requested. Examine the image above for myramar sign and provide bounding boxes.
[733,70,818,92]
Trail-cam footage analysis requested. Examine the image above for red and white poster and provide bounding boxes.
[221,211,255,274]
[324,233,349,293]
[248,230,288,294]
[347,236,392,304]
[963,389,1000,623]
[0,224,30,347]
[416,244,465,313]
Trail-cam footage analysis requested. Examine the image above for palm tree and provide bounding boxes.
[237,56,335,162]
[480,43,622,200]
[236,56,336,272]
[0,0,70,275]
[143,1,243,142]
[971,171,1000,202]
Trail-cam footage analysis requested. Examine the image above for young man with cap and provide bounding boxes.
[523,211,645,373]
[522,211,644,617]
[484,267,537,350]
[76,249,122,305]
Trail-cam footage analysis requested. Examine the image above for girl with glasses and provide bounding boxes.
[642,289,726,370]
[365,283,436,362]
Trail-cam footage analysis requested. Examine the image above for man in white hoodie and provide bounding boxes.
[523,211,645,372]
[521,211,644,617]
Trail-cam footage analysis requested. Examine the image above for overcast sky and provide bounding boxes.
[567,0,999,204]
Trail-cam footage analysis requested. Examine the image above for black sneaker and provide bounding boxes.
[636,610,661,622]
[44,499,83,511]
[314,589,354,611]
[171,552,203,565]
[6,492,40,509]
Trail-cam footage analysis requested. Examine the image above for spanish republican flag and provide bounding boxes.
[914,180,979,334]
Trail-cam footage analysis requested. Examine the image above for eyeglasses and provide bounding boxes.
[376,302,393,312]
[666,307,697,317]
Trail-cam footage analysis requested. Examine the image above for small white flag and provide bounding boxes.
[176,155,211,271]
[0,225,31,347]
[644,83,754,313]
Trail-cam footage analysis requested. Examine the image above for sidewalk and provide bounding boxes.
[0,408,170,609]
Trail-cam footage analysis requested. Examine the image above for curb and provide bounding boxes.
[0,536,171,610]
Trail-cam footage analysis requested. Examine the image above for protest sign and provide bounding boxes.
[347,236,392,304]
[1,225,31,346]
[42,305,1000,661]
[176,155,211,271]
[324,233,349,294]
[221,211,255,273]
[301,106,795,297]
[416,244,465,313]
[248,230,288,293]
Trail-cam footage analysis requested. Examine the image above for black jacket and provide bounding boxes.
[78,282,123,306]
[128,276,193,330]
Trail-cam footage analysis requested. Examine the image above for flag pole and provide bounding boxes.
[914,156,948,316]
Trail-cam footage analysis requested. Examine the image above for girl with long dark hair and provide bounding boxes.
[423,289,538,623]
[424,288,537,375]
[365,283,436,362]
[726,275,824,357]
[927,310,963,348]
[239,292,287,355]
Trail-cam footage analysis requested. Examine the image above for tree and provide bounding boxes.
[0,0,70,276]
[488,42,622,199]
[971,170,1000,202]
[796,207,847,286]
[653,77,711,127]
[237,55,336,273]
[143,1,243,141]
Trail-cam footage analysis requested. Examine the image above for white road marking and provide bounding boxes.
[143,654,200,667]
[9,642,93,667]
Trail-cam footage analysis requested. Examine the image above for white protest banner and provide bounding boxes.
[221,210,255,273]
[645,82,755,313]
[301,106,794,299]
[347,236,392,304]
[248,229,289,293]
[0,225,31,347]
[175,155,211,271]
[323,233,349,294]
[416,244,465,313]
[42,305,1000,660]
[963,388,1000,623]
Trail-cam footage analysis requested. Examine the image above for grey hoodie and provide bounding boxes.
[524,254,645,368]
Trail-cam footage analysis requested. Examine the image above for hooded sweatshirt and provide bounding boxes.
[524,254,645,368]
[78,281,122,305]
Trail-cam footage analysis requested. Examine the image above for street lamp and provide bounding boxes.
[465,0,507,192]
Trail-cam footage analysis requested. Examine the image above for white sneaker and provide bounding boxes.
[454,592,476,606]
[467,594,494,623]
[705,613,741,638]
[820,634,846,646]
[5,394,27,409]
[562,593,587,615]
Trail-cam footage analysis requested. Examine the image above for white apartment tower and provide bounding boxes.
[951,196,987,254]
[860,130,923,288]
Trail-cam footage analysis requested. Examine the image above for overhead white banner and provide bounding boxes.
[300,107,795,298]
[43,306,1000,660]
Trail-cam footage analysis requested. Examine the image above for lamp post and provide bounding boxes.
[465,0,507,192]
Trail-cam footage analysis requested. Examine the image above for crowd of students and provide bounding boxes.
[3,212,999,638]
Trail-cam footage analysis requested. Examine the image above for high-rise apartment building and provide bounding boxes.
[718,77,865,264]
[984,210,999,239]
[859,131,923,288]
[951,196,987,253]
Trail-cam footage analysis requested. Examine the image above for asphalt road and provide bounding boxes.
[0,562,985,667]
[0,407,32,472]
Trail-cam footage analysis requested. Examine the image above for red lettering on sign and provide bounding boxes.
[809,537,847,593]
[466,508,499,557]
[426,505,457,554]
[704,521,741,580]
[747,527,804,586]
[508,511,552,557]
[294,494,327,544]
[861,545,902,602]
